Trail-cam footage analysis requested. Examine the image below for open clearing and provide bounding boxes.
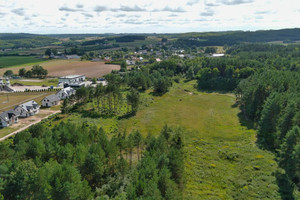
[119,81,280,199]
[54,80,281,199]
[0,59,120,78]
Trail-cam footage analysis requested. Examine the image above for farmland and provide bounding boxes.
[0,56,45,68]
[0,59,120,78]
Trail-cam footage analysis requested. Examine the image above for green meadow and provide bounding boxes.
[0,56,45,68]
[119,81,280,199]
[53,80,281,199]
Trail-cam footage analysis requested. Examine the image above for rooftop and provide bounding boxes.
[59,75,85,79]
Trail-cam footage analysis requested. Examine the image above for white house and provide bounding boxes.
[212,53,225,57]
[14,100,40,118]
[58,75,85,88]
[56,87,76,100]
[42,94,60,107]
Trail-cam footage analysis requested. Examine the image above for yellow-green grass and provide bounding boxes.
[0,126,18,138]
[0,91,56,111]
[10,78,58,86]
[119,80,281,199]
[37,80,281,199]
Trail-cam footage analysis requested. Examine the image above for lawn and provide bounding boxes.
[0,126,18,138]
[10,78,58,86]
[0,56,45,68]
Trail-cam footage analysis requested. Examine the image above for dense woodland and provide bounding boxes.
[236,71,300,198]
[0,122,184,199]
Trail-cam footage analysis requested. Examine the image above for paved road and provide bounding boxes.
[0,110,60,142]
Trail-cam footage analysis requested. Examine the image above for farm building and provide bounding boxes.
[58,75,86,87]
[0,110,19,128]
[42,94,60,107]
[14,100,40,118]
[56,87,76,100]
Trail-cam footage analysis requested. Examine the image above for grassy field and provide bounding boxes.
[0,126,18,138]
[10,78,58,86]
[118,81,281,199]
[49,80,281,199]
[0,91,56,111]
[0,56,45,68]
[0,59,120,78]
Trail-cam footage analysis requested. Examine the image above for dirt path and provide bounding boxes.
[0,110,60,142]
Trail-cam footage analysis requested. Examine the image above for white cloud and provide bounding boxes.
[0,0,299,33]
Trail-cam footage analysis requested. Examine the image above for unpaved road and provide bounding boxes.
[0,109,60,142]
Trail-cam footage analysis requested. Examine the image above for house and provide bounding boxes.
[0,110,19,128]
[58,75,86,88]
[212,53,225,57]
[56,87,76,100]
[126,60,135,65]
[42,94,60,107]
[65,55,81,59]
[7,109,19,124]
[14,100,40,118]
[0,112,10,128]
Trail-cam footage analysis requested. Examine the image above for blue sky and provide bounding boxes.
[0,0,300,33]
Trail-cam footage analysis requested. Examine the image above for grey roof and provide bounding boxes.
[14,100,40,112]
[7,109,18,117]
[13,108,22,115]
[0,111,9,122]
[44,94,60,102]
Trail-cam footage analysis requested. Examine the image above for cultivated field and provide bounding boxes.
[0,59,120,78]
[0,56,45,68]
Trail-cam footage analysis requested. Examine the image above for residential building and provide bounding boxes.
[58,75,86,88]
[56,87,76,100]
[14,100,40,118]
[0,110,19,128]
[42,94,60,107]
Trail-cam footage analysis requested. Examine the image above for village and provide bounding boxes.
[0,74,107,131]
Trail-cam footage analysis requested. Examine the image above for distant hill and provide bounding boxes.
[173,28,300,47]
[1,28,300,50]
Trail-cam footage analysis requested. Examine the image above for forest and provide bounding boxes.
[173,28,300,47]
[0,121,184,199]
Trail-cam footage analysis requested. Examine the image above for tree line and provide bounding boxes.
[3,65,48,78]
[235,70,300,198]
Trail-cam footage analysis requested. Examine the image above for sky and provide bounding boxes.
[0,0,300,34]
